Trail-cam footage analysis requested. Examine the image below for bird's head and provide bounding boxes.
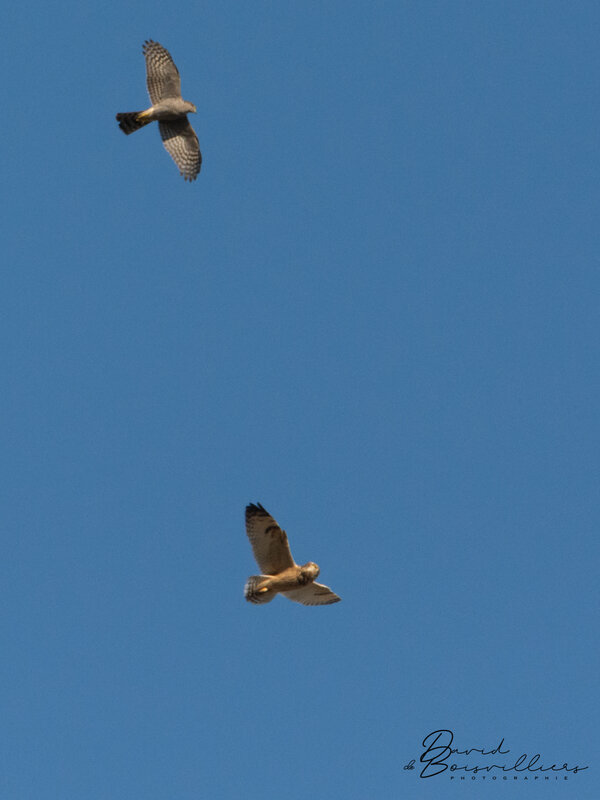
[300,562,320,582]
[184,102,197,114]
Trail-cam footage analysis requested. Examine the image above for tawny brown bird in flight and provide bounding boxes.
[244,503,341,606]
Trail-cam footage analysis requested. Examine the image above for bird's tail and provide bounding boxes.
[116,111,153,135]
[244,576,276,604]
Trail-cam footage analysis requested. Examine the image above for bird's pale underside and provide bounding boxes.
[116,40,201,181]
[244,503,341,606]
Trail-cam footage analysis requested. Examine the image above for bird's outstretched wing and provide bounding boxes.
[245,503,295,574]
[159,119,202,181]
[282,582,341,606]
[143,40,182,103]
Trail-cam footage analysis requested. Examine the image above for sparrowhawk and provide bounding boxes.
[116,40,201,181]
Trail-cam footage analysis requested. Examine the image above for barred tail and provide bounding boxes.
[116,111,152,135]
[244,576,276,604]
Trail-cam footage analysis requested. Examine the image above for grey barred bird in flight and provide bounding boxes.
[244,503,341,606]
[116,40,201,181]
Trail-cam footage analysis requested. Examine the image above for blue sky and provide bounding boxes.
[1,1,598,797]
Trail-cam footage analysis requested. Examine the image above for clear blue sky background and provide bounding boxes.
[2,2,597,798]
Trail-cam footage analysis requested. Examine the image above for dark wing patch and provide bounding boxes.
[245,503,296,574]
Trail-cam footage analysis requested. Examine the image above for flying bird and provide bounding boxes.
[116,40,201,181]
[244,503,341,606]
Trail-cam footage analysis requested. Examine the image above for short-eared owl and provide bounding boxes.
[244,503,341,606]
